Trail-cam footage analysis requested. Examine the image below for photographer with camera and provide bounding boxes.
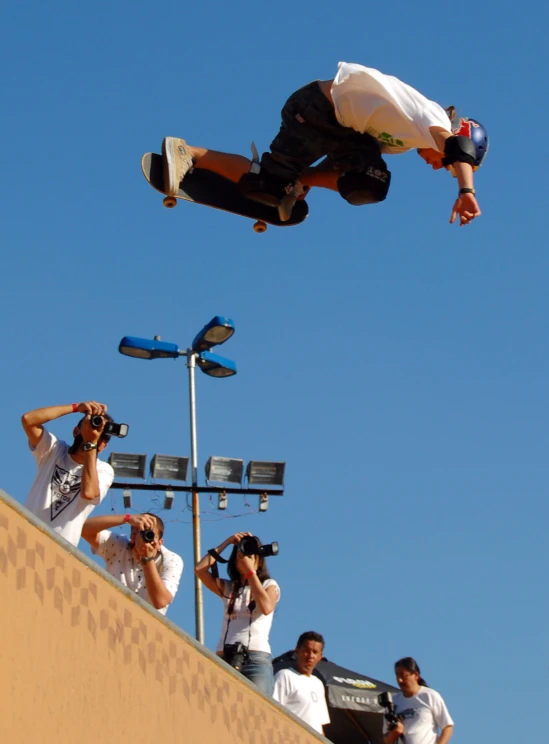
[382,657,454,744]
[195,532,280,696]
[22,401,118,547]
[81,512,183,614]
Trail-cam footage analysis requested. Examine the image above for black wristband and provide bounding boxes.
[459,187,476,195]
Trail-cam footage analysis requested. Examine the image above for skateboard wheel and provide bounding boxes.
[253,220,267,233]
[163,196,177,208]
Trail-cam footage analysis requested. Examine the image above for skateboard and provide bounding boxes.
[141,152,309,233]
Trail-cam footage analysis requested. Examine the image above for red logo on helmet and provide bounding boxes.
[453,118,479,138]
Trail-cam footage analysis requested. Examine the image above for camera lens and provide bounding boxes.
[141,529,155,543]
[90,415,103,429]
[238,536,258,556]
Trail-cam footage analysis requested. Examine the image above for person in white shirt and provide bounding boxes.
[81,512,183,615]
[273,631,330,735]
[383,657,454,744]
[161,61,488,227]
[195,531,280,696]
[22,401,115,547]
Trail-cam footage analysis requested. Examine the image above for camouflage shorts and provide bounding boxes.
[261,81,385,180]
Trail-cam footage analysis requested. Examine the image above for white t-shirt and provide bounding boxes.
[331,62,452,153]
[273,668,330,734]
[25,430,113,547]
[92,531,183,615]
[215,579,280,654]
[383,687,454,744]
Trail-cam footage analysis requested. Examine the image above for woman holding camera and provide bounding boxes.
[195,532,280,696]
[383,657,454,744]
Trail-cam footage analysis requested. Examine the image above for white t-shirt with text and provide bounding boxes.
[215,579,280,654]
[273,667,330,734]
[331,62,452,153]
[383,687,454,744]
[92,531,183,615]
[25,430,113,547]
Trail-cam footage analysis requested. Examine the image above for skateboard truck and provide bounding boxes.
[248,143,267,231]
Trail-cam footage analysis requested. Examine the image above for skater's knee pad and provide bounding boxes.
[238,168,290,207]
[337,166,391,205]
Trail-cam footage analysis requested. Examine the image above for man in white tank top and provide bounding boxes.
[162,61,488,227]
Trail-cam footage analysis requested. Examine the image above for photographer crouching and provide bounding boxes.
[195,532,280,696]
[381,657,454,744]
[82,512,183,614]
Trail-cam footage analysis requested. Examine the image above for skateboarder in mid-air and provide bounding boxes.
[162,61,488,227]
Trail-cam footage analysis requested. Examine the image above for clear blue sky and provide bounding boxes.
[2,2,547,741]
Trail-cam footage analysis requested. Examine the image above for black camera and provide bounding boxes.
[140,529,156,543]
[238,535,279,558]
[378,692,400,731]
[223,642,249,672]
[90,415,129,438]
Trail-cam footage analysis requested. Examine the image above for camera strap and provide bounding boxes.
[223,583,256,651]
[153,551,164,572]
[207,548,228,580]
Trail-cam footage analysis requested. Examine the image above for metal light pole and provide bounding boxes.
[186,349,204,643]
[117,319,237,644]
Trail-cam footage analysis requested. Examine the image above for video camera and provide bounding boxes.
[378,691,400,730]
[238,535,279,558]
[90,414,129,438]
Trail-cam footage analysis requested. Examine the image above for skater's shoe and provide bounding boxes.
[162,137,194,195]
[239,169,293,208]
[277,180,307,222]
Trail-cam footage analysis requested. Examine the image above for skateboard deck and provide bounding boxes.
[141,152,308,233]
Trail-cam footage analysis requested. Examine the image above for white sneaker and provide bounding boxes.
[162,137,194,195]
[277,180,306,222]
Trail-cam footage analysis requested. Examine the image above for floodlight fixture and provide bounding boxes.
[118,336,180,360]
[197,351,237,378]
[217,491,228,510]
[122,489,132,509]
[205,456,244,485]
[258,493,269,512]
[164,490,175,510]
[191,316,235,352]
[150,454,189,481]
[246,461,286,486]
[108,453,147,479]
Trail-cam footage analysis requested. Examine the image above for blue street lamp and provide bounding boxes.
[118,316,236,643]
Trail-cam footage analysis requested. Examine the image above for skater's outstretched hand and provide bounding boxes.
[450,191,481,226]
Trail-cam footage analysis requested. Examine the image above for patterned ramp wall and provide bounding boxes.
[0,489,325,744]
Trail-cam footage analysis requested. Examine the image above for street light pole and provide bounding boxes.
[186,349,205,644]
[118,319,240,646]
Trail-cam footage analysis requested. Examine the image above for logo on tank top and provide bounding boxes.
[377,132,404,148]
[50,465,82,520]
